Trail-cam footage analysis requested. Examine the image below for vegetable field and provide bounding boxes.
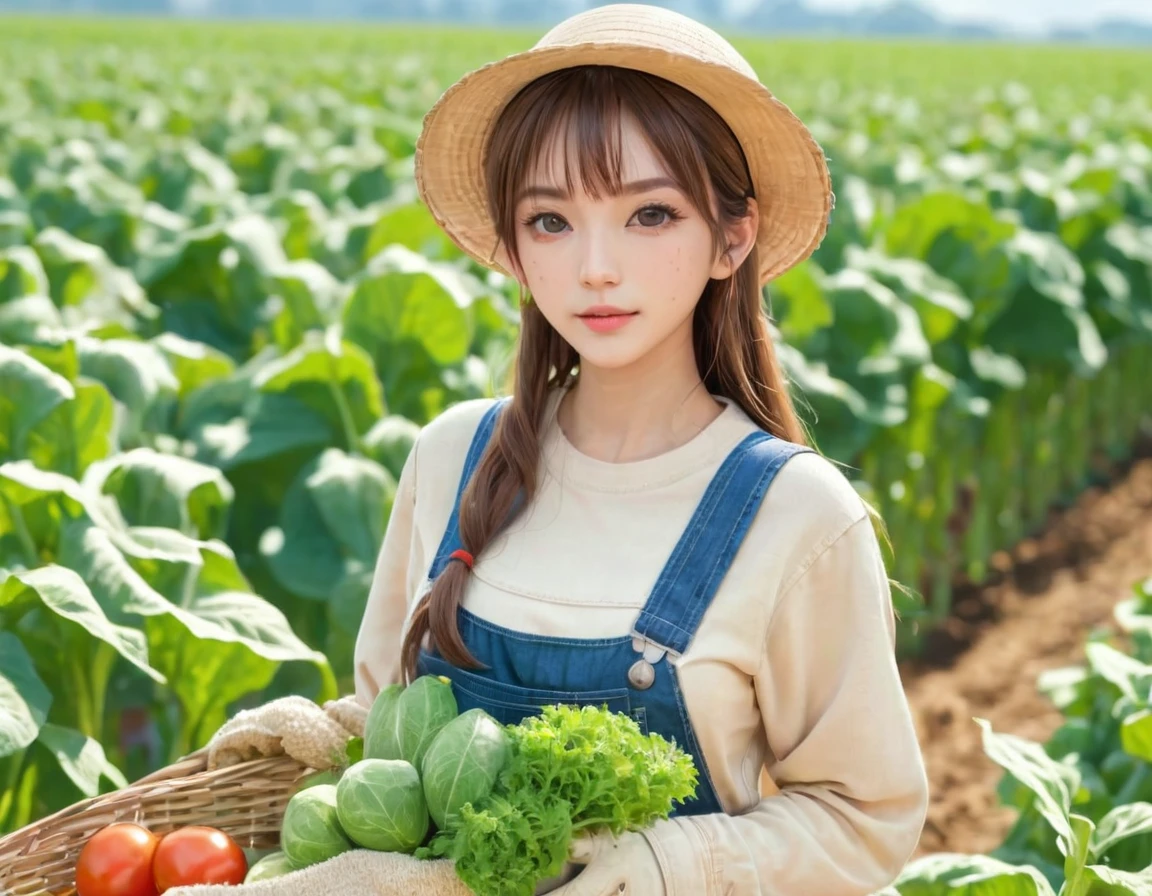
[888,575,1152,895]
[1,11,1151,872]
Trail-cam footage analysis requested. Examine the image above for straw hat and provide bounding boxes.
[414,3,832,286]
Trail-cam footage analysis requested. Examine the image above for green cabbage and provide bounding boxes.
[363,683,403,760]
[421,708,510,828]
[244,850,297,882]
[280,784,354,869]
[335,757,430,853]
[364,674,458,771]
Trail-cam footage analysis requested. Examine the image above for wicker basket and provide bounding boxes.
[0,747,311,896]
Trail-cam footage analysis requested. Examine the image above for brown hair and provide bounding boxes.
[400,65,814,681]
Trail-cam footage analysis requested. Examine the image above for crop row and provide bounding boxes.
[0,28,1150,835]
[884,575,1152,895]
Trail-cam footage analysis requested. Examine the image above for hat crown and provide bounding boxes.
[534,3,758,80]
[414,3,831,286]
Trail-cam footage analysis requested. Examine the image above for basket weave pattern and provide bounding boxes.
[0,748,309,896]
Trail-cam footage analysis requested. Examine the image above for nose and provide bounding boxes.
[578,230,622,290]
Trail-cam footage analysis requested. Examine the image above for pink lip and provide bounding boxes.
[578,306,637,333]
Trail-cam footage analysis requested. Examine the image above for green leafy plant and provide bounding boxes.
[419,704,699,896]
[1,17,1150,841]
[883,577,1152,896]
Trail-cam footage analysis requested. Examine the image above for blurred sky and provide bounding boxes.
[798,0,1152,32]
[168,0,1152,35]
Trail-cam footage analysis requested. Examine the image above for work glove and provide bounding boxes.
[206,694,366,771]
[545,829,668,896]
[162,848,472,896]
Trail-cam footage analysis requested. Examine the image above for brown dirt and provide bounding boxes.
[899,442,1152,857]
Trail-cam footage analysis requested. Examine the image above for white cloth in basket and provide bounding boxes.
[162,848,473,896]
[207,695,366,771]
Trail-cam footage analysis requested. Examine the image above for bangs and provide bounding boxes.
[527,74,649,202]
[486,66,727,263]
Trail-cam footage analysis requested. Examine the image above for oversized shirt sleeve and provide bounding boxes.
[640,515,929,895]
[353,436,424,705]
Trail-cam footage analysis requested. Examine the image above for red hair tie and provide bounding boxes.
[448,549,474,571]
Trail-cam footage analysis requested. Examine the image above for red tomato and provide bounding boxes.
[152,826,247,893]
[75,822,159,896]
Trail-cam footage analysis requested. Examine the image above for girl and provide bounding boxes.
[353,3,930,894]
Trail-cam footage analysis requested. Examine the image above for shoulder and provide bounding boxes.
[399,397,505,552]
[711,400,873,562]
[715,400,869,539]
[767,445,871,531]
[410,396,504,473]
[751,441,876,586]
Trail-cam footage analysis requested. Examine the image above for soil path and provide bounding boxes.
[899,443,1152,857]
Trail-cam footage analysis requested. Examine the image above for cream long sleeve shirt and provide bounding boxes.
[353,391,929,896]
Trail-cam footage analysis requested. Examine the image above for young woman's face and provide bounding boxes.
[511,114,739,374]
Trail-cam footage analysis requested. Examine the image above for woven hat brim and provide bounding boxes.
[415,44,832,286]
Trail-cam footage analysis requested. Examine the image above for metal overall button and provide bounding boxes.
[628,659,655,689]
[628,636,667,691]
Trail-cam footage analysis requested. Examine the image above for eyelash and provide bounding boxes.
[519,202,686,233]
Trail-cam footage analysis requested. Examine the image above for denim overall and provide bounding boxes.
[416,398,812,817]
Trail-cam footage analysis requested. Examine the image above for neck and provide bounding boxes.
[557,328,724,464]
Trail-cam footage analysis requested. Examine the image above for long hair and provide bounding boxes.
[400,65,814,681]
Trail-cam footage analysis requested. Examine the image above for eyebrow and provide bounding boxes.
[515,176,679,204]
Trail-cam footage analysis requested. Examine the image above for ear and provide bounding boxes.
[709,197,759,280]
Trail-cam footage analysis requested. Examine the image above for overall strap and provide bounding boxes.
[428,398,510,579]
[632,432,813,657]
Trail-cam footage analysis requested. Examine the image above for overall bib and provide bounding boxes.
[416,398,812,817]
